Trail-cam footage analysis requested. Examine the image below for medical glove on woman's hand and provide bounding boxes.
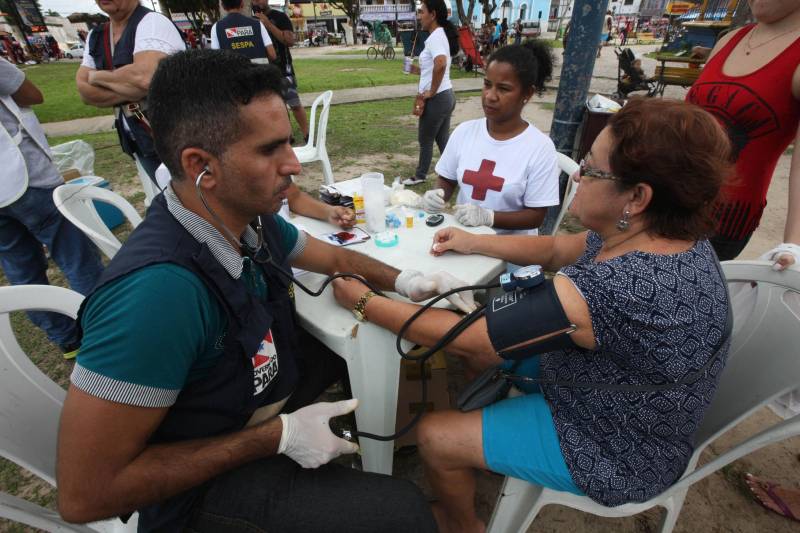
[430,227,477,256]
[760,243,800,271]
[454,204,494,227]
[422,189,446,213]
[395,269,477,313]
[278,399,359,468]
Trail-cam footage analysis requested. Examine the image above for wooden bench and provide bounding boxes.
[652,55,706,95]
[634,31,655,43]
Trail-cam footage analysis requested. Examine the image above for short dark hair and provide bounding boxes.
[607,98,733,241]
[488,40,554,95]
[220,0,243,10]
[148,50,285,180]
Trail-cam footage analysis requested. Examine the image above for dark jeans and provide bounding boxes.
[710,233,752,261]
[0,186,103,346]
[415,88,455,181]
[184,328,437,533]
[185,456,436,533]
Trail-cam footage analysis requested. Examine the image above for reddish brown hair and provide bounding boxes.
[606,97,732,241]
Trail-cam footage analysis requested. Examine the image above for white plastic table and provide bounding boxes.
[288,201,505,475]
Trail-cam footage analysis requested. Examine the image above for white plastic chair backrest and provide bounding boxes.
[0,285,83,486]
[0,286,139,531]
[305,90,333,151]
[53,182,143,260]
[693,261,800,449]
[550,152,579,234]
[134,155,160,207]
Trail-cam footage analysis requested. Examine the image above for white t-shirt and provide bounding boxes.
[209,20,273,55]
[81,12,185,69]
[435,118,560,235]
[418,27,452,94]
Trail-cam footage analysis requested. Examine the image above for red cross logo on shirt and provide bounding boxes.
[462,159,505,201]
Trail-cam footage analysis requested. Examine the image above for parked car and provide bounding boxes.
[519,20,541,38]
[64,43,84,59]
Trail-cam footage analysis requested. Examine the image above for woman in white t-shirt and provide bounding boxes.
[422,40,559,235]
[402,0,460,186]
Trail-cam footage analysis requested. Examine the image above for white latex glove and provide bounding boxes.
[278,399,359,468]
[422,188,446,213]
[454,204,494,227]
[394,269,477,313]
[759,243,800,271]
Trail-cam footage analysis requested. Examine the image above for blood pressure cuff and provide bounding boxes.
[485,279,577,360]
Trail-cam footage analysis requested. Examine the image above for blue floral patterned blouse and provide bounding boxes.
[541,231,730,506]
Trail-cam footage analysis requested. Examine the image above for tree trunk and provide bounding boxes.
[456,0,469,26]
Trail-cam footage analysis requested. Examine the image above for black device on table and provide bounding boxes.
[425,214,444,227]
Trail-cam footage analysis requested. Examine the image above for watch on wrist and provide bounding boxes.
[353,291,377,322]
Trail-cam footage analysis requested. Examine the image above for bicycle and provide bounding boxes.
[366,44,395,60]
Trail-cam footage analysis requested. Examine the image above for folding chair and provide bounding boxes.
[487,261,800,533]
[53,182,142,260]
[0,285,138,531]
[293,90,335,185]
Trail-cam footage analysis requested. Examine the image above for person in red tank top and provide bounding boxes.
[688,2,800,522]
[686,0,800,269]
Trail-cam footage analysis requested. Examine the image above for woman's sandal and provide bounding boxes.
[744,473,800,522]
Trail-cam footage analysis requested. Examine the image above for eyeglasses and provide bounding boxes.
[578,158,619,181]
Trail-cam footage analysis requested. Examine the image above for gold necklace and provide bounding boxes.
[745,24,800,55]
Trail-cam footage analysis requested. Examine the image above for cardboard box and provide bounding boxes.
[394,348,450,448]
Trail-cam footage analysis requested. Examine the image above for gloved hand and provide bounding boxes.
[422,188,446,213]
[759,243,800,271]
[278,399,359,468]
[394,270,477,313]
[454,204,494,227]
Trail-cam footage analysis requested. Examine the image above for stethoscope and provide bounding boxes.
[195,166,272,264]
[193,166,497,442]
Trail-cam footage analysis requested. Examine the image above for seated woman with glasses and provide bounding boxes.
[331,98,734,533]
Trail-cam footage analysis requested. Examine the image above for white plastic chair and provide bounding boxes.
[486,261,800,533]
[0,285,137,532]
[134,155,162,208]
[293,90,334,185]
[549,152,580,235]
[53,182,143,260]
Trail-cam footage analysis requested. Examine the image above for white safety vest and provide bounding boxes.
[0,95,51,207]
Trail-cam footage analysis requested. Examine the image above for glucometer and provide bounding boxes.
[425,214,444,227]
[499,265,545,292]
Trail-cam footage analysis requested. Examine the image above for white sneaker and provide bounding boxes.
[401,177,426,186]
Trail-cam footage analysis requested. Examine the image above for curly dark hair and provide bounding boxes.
[488,40,554,95]
[148,49,286,180]
[606,97,733,241]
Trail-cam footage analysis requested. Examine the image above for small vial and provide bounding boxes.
[353,193,366,225]
[405,212,413,228]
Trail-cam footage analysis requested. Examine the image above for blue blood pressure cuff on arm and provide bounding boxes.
[485,280,577,360]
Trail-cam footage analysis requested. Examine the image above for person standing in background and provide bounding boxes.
[76,0,185,184]
[403,0,460,186]
[252,0,310,144]
[0,58,103,358]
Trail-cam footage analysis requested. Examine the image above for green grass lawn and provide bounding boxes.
[20,58,472,123]
[292,56,472,92]
[19,62,114,124]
